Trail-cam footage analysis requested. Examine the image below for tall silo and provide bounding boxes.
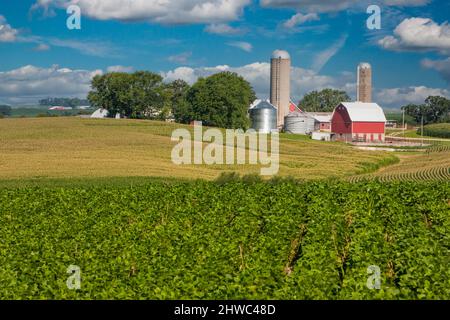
[357,62,372,103]
[270,50,291,129]
[249,100,277,133]
[284,112,315,135]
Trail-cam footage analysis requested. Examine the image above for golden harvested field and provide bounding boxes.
[0,117,396,183]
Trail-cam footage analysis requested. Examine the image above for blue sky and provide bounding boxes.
[1,0,449,107]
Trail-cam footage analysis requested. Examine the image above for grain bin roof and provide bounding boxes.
[251,100,277,110]
[337,102,386,122]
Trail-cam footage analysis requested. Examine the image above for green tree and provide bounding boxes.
[166,79,191,123]
[185,72,255,129]
[299,89,351,112]
[0,105,12,117]
[402,96,450,125]
[88,71,166,119]
[39,98,89,107]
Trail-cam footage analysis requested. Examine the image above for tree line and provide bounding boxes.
[299,90,450,126]
[87,70,449,129]
[401,96,450,125]
[0,105,12,118]
[39,97,90,108]
[88,71,255,129]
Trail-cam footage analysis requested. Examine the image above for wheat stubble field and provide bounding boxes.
[0,117,398,185]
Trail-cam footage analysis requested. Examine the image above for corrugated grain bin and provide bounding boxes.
[284,112,315,134]
[249,101,278,133]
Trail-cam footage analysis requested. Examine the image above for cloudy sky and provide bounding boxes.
[0,0,449,107]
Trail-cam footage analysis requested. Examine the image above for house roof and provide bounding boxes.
[336,102,387,122]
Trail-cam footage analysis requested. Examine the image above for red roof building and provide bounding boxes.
[289,101,301,113]
[331,102,386,143]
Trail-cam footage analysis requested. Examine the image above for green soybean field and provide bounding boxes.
[0,180,449,299]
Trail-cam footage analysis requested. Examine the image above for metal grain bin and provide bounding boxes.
[249,101,278,133]
[284,112,315,134]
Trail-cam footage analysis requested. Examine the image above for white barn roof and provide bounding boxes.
[336,102,386,122]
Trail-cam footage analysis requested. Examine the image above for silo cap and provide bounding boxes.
[358,62,371,69]
[272,50,290,60]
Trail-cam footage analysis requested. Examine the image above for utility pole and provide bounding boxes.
[421,114,424,147]
[402,108,406,138]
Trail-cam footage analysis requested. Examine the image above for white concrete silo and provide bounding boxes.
[270,50,291,129]
[357,62,372,103]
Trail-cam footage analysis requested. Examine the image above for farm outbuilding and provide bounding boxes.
[331,102,386,143]
[91,108,109,118]
[249,100,278,133]
[312,132,335,141]
[284,112,316,134]
[308,113,332,131]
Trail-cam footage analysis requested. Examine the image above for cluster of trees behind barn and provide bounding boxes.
[87,70,450,129]
[0,105,12,118]
[88,71,255,129]
[39,97,90,108]
[401,96,450,125]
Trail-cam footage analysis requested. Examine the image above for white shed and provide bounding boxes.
[90,108,109,118]
[312,132,335,141]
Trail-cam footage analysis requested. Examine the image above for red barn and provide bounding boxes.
[331,102,386,143]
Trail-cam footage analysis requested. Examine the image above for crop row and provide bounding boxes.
[422,123,450,139]
[350,166,450,183]
[0,181,449,299]
[426,144,450,153]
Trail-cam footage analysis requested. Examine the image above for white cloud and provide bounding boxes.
[0,15,116,57]
[161,62,354,103]
[227,41,253,52]
[106,65,134,73]
[161,62,449,108]
[376,86,450,106]
[261,0,430,13]
[0,65,102,105]
[46,38,118,57]
[168,52,193,64]
[205,23,246,35]
[283,13,319,29]
[260,0,359,13]
[162,67,199,85]
[378,18,450,54]
[32,0,250,24]
[312,34,348,72]
[422,57,450,83]
[0,15,19,42]
[33,43,50,51]
[383,0,430,6]
[3,62,447,108]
